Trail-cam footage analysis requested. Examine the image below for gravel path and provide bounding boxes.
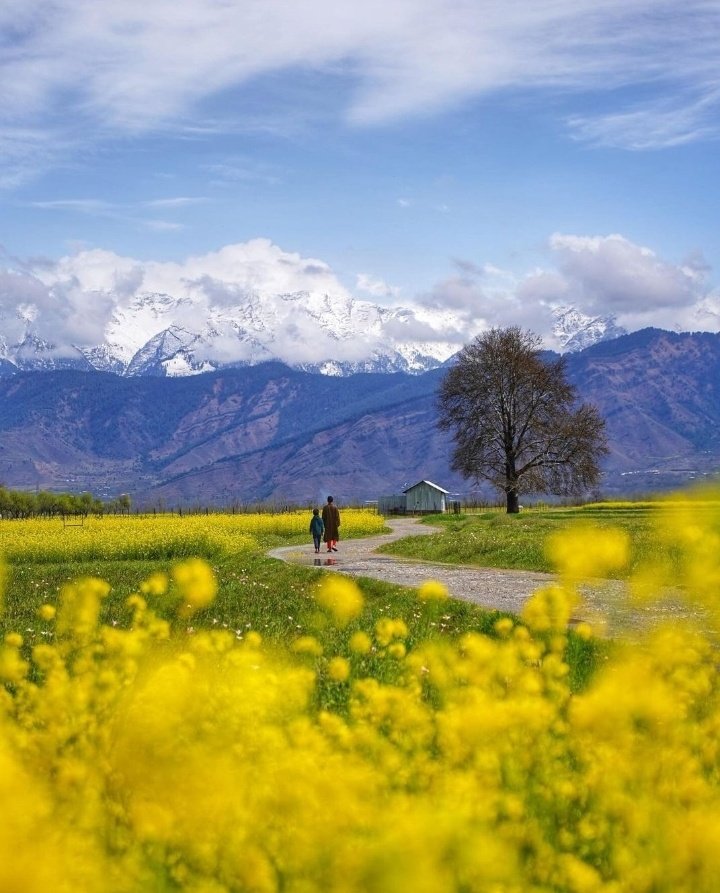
[268,517,562,615]
[268,517,698,632]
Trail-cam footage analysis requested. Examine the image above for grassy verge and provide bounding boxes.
[377,504,667,576]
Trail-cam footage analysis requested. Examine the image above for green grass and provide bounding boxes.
[2,519,612,705]
[377,505,667,576]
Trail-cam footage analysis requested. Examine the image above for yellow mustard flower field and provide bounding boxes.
[0,508,386,564]
[1,498,720,891]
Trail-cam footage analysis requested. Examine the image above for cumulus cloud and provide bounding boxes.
[2,0,720,186]
[356,273,400,300]
[0,267,115,351]
[0,239,397,366]
[420,233,720,347]
[530,233,712,333]
[36,239,350,307]
[420,261,549,332]
[382,308,469,346]
[2,234,718,368]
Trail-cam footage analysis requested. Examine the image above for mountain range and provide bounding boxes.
[0,327,718,504]
[2,288,464,378]
[0,279,627,378]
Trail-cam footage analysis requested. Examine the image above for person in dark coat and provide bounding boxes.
[309,508,324,553]
[321,496,340,552]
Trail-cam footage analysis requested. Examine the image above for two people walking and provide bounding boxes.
[309,496,340,553]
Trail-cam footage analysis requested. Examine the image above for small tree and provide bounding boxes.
[437,327,608,513]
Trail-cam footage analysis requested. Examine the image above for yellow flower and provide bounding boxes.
[38,603,56,621]
[172,558,217,615]
[0,645,28,682]
[521,584,576,633]
[418,580,448,602]
[327,656,350,682]
[349,631,372,654]
[494,617,514,637]
[4,632,23,648]
[315,577,364,626]
[375,617,408,647]
[56,577,110,641]
[546,524,629,582]
[292,636,324,657]
[140,571,169,596]
[125,593,147,611]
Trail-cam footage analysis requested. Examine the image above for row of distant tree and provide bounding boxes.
[0,487,131,519]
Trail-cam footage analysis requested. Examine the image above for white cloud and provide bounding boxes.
[382,308,469,346]
[568,91,720,150]
[356,273,400,299]
[203,158,283,186]
[0,267,115,350]
[421,260,543,328]
[143,197,208,209]
[143,220,185,232]
[0,238,481,367]
[2,234,718,368]
[422,233,719,346]
[0,240,362,363]
[545,233,704,316]
[29,199,115,214]
[2,0,719,187]
[25,195,209,233]
[31,239,351,306]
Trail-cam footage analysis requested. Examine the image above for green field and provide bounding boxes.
[2,511,603,700]
[376,500,704,577]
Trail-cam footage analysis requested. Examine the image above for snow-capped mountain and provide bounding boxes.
[0,278,631,379]
[0,285,467,377]
[552,306,627,352]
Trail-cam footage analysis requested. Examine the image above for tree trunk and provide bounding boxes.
[506,489,520,514]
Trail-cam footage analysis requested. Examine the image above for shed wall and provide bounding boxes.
[404,484,446,513]
[378,494,407,514]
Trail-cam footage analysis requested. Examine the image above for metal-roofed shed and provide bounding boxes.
[402,480,450,514]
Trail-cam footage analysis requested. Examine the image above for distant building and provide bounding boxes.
[378,480,451,515]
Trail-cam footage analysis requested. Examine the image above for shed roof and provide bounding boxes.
[403,480,450,494]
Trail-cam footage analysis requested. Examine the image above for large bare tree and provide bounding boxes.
[438,327,608,513]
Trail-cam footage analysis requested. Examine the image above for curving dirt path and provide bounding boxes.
[268,517,560,615]
[268,517,697,632]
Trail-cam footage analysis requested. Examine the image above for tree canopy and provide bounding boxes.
[437,327,608,512]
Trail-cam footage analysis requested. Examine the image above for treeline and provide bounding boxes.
[0,487,131,519]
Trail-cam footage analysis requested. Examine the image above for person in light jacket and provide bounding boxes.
[309,508,324,553]
[321,496,340,552]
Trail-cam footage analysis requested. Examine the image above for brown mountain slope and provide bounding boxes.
[0,329,718,503]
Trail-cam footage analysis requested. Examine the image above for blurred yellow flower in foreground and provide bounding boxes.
[547,524,629,582]
[418,580,449,601]
[315,576,364,626]
[327,656,351,682]
[2,498,720,890]
[172,558,217,615]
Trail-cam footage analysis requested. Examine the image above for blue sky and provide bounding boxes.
[2,0,720,352]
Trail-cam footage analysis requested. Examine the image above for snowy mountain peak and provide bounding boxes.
[552,306,627,352]
[0,284,629,379]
